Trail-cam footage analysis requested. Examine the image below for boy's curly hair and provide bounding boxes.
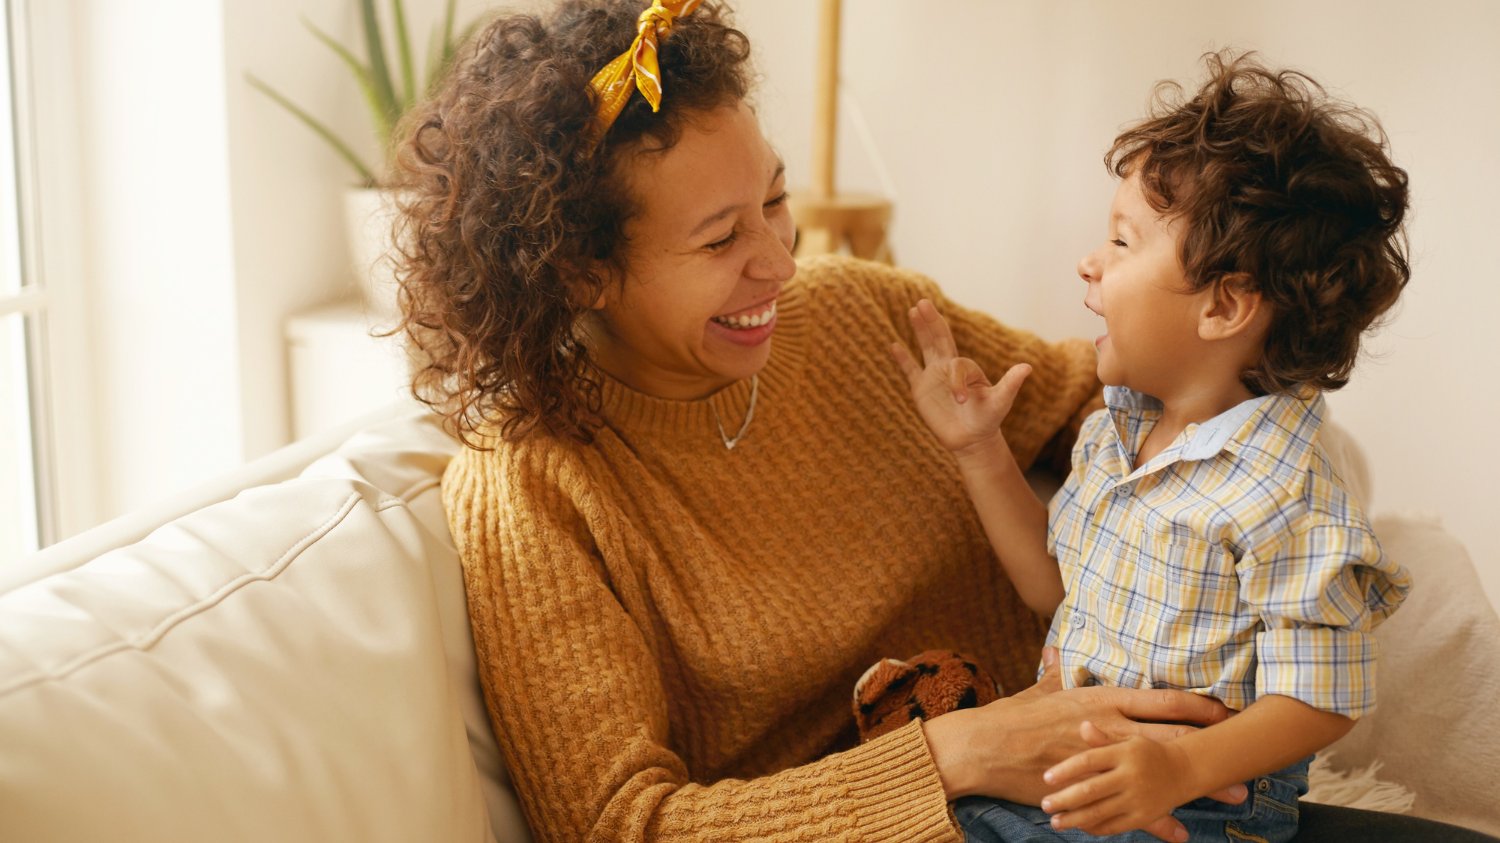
[1107,51,1410,395]
[391,0,751,446]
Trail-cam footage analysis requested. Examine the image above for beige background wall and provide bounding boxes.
[732,0,1500,609]
[48,1,1497,610]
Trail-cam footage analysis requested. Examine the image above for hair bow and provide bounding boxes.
[588,0,705,138]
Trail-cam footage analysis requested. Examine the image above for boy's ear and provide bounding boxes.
[1198,273,1270,342]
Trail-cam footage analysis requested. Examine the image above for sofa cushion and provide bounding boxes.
[1322,512,1500,837]
[300,412,530,842]
[0,424,494,841]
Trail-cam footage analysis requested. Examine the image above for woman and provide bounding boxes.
[393,2,1494,841]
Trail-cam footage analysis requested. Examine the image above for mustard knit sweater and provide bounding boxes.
[445,257,1100,842]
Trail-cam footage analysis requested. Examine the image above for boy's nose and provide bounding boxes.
[1077,249,1100,283]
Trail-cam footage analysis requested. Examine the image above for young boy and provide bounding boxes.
[894,53,1412,842]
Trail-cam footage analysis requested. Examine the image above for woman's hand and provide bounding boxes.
[892,299,1032,456]
[923,649,1247,843]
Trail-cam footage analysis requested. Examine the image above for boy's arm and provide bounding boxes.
[1040,694,1354,837]
[952,433,1063,616]
[891,299,1063,615]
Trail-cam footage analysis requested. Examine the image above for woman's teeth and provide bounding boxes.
[712,301,777,329]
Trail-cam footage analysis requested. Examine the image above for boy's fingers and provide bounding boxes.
[910,305,942,368]
[890,342,921,385]
[994,363,1032,398]
[1048,793,1128,832]
[916,298,960,358]
[1043,745,1115,789]
[981,363,1031,412]
[951,358,993,403]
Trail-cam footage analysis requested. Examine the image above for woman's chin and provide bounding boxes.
[708,347,772,387]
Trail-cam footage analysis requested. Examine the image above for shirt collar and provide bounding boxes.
[1103,385,1325,463]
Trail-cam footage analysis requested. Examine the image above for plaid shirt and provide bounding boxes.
[1045,386,1410,717]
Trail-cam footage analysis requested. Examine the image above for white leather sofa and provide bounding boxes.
[2,403,1497,842]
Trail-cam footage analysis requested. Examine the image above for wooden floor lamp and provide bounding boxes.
[788,0,894,263]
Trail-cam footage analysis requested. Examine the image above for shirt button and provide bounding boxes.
[1113,485,1130,497]
[1071,611,1086,629]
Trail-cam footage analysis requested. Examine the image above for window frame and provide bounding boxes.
[6,0,100,547]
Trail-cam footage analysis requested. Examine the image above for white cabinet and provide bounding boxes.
[285,299,411,440]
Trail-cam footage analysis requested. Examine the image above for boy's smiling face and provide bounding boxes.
[1075,170,1212,400]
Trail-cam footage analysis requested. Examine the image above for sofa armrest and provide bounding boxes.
[0,405,520,843]
[7,401,420,594]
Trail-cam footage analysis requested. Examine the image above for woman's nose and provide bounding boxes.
[751,225,797,283]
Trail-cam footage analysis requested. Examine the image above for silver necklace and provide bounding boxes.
[711,375,758,451]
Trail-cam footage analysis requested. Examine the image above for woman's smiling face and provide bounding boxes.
[587,101,797,400]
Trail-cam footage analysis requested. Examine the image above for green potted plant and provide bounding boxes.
[247,0,479,314]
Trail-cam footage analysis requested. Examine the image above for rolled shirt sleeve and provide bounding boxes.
[1240,517,1412,718]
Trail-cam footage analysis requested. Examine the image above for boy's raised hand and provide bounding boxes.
[891,299,1032,455]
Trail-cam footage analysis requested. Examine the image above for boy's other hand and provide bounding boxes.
[1041,721,1239,840]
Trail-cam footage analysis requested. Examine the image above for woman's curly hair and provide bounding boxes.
[1107,51,1410,396]
[391,0,752,446]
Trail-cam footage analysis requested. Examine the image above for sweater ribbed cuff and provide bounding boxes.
[841,719,961,843]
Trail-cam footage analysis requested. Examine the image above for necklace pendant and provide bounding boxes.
[712,375,758,451]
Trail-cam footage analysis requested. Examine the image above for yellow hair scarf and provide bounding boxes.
[588,0,704,138]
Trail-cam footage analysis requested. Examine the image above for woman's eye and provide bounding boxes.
[765,192,789,209]
[706,231,738,251]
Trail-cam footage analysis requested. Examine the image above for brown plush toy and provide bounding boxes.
[852,650,1003,742]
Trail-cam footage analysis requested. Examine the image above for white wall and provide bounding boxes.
[59,0,484,529]
[735,0,1500,609]
[73,0,244,518]
[222,0,505,459]
[223,0,378,459]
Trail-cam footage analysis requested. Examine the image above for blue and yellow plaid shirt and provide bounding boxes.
[1045,386,1410,718]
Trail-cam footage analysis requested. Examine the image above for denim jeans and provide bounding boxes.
[954,758,1309,843]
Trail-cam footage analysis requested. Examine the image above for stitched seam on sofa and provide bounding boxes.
[0,490,371,699]
[394,476,440,504]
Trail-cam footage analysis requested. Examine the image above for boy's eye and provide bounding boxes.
[1111,238,1128,248]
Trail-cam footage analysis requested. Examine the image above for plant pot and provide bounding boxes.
[343,187,405,317]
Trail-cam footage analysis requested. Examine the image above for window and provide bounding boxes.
[0,0,43,560]
[0,0,89,560]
